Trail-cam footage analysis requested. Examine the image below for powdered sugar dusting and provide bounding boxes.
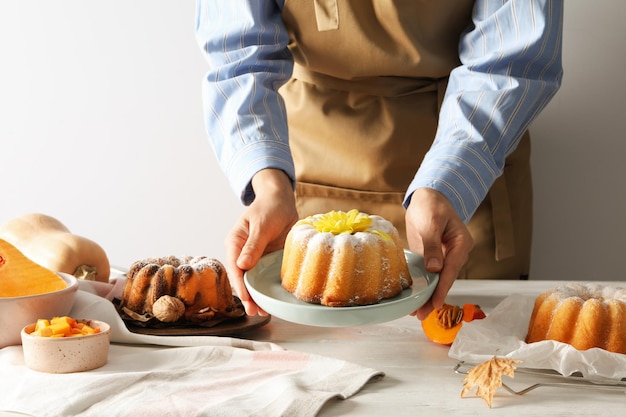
[282,211,411,306]
[550,282,626,304]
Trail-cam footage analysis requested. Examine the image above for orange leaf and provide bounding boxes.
[460,356,522,408]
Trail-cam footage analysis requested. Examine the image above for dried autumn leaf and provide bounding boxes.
[460,356,522,408]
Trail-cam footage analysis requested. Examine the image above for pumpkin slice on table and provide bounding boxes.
[0,213,110,283]
[0,238,67,297]
[422,303,486,345]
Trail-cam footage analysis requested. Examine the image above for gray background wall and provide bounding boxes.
[1,1,623,281]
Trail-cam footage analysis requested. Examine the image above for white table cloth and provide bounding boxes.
[2,279,625,416]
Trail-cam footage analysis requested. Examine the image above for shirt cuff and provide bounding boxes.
[404,142,500,223]
[227,140,296,206]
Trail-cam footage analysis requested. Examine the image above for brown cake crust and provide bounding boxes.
[280,211,412,307]
[526,283,626,354]
[121,256,243,323]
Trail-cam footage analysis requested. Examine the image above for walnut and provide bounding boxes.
[152,295,185,322]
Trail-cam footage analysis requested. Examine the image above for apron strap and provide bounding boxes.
[436,77,447,112]
[314,0,339,31]
[489,175,516,261]
[292,64,439,97]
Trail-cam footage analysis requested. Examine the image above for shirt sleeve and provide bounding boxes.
[195,0,293,205]
[404,0,564,223]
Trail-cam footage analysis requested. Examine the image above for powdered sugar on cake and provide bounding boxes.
[280,210,412,307]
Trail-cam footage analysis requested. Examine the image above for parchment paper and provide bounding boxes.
[448,294,626,381]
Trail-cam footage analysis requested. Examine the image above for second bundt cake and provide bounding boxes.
[120,256,244,323]
[525,282,626,354]
[280,209,412,307]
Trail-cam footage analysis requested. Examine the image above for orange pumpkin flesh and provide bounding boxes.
[0,238,67,297]
[422,303,486,345]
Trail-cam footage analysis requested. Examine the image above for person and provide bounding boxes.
[195,0,563,319]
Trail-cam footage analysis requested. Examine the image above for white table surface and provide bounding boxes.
[241,280,626,416]
[3,279,624,417]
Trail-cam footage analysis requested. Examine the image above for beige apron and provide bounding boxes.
[279,0,532,280]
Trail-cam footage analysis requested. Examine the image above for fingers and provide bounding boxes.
[225,252,267,316]
[416,235,445,320]
[225,221,263,316]
[406,188,474,321]
[237,237,266,272]
[422,239,444,273]
[236,227,271,316]
[223,180,298,316]
[413,299,433,320]
[412,259,457,320]
[413,244,467,320]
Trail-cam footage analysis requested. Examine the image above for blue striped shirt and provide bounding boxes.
[195,0,563,222]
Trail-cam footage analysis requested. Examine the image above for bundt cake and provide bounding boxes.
[120,256,244,323]
[525,282,626,354]
[280,209,412,307]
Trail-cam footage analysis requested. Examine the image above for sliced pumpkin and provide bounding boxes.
[422,303,486,345]
[0,238,67,297]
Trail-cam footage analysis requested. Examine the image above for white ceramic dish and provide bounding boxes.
[244,249,438,327]
[0,273,78,348]
[21,319,111,373]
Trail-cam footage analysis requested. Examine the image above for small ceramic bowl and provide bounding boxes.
[0,272,79,348]
[21,319,111,373]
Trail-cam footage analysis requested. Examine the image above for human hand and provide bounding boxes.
[224,169,299,316]
[405,188,474,320]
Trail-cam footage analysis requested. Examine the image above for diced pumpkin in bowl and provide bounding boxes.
[21,317,110,373]
[31,316,101,338]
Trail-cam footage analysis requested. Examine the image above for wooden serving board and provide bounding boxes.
[123,314,271,337]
